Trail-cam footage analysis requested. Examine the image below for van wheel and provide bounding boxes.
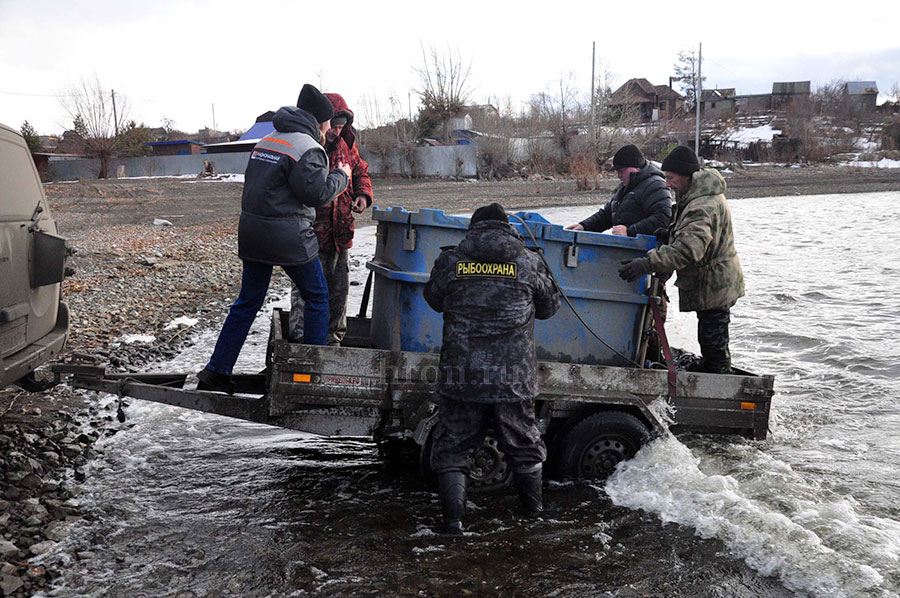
[556,411,650,479]
[420,431,512,492]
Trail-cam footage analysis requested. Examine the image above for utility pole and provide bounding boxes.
[694,43,702,156]
[590,42,596,150]
[111,89,119,136]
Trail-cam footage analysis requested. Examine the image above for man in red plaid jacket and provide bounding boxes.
[289,92,374,345]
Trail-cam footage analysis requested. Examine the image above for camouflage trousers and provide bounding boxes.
[430,397,547,475]
[289,250,349,345]
[697,307,731,374]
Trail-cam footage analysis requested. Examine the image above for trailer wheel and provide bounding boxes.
[376,437,420,464]
[420,432,512,492]
[556,411,650,479]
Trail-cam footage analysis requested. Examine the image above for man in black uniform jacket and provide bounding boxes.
[567,143,671,237]
[424,203,561,535]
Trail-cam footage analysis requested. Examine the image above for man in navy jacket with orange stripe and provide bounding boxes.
[197,84,350,393]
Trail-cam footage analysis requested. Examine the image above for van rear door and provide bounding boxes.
[0,123,62,360]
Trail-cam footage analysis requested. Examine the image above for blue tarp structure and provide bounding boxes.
[238,121,275,142]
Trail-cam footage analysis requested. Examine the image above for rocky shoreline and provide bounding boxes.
[1,208,250,596]
[2,168,899,596]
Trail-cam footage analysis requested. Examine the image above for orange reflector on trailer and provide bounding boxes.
[293,373,311,383]
[740,402,756,410]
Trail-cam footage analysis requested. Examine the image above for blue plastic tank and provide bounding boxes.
[367,207,655,366]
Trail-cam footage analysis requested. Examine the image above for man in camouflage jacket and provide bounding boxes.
[619,146,744,374]
[289,92,374,345]
[424,203,560,535]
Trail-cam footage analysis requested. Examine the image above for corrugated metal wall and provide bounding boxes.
[45,145,479,181]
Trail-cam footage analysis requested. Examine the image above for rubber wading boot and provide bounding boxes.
[701,345,732,375]
[436,471,468,536]
[197,367,236,395]
[513,469,543,516]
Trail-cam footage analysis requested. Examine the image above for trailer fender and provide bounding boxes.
[412,400,440,446]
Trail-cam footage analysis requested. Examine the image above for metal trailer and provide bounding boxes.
[54,308,774,488]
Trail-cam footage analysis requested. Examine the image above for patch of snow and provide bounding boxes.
[721,124,782,147]
[118,334,156,344]
[412,545,446,554]
[164,316,199,330]
[119,174,198,180]
[182,174,245,184]
[840,158,900,168]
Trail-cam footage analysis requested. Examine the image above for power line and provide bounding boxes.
[0,88,210,106]
[0,89,68,98]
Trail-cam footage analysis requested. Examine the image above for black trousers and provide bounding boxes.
[697,307,731,374]
[430,397,546,475]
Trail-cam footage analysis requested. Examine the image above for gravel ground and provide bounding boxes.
[1,166,898,596]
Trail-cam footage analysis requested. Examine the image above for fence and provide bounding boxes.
[45,144,479,181]
[46,153,252,182]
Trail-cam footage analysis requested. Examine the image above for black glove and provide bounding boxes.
[653,227,670,245]
[618,258,651,282]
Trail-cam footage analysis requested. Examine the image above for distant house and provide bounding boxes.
[843,81,878,112]
[196,127,229,144]
[148,127,168,142]
[38,135,58,152]
[771,81,810,109]
[460,104,500,129]
[447,114,483,145]
[55,130,85,154]
[700,88,736,118]
[145,140,206,156]
[732,81,809,113]
[609,78,684,122]
[733,93,773,113]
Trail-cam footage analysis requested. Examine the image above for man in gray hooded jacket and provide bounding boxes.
[197,84,350,393]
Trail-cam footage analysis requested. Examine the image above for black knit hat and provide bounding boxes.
[608,144,646,171]
[470,203,508,226]
[297,83,334,123]
[662,145,701,176]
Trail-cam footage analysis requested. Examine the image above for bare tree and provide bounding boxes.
[59,75,129,178]
[673,48,705,111]
[526,73,582,170]
[813,79,846,115]
[357,91,422,177]
[414,43,474,142]
[475,96,519,179]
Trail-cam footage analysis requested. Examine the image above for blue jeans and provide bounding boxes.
[206,259,329,376]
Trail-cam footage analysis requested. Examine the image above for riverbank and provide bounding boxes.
[2,165,898,596]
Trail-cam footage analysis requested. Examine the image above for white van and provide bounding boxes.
[1,121,69,389]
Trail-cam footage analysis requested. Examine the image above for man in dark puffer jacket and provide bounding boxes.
[567,144,671,237]
[424,203,560,535]
[197,84,350,393]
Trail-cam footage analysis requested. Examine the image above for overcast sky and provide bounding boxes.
[2,0,898,136]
